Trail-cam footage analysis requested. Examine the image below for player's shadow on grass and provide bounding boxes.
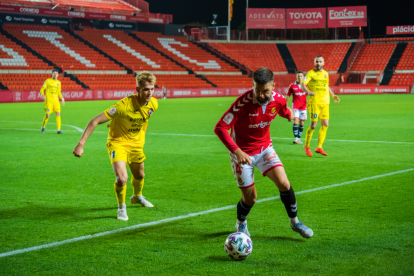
[254,235,305,243]
[207,255,234,262]
[202,231,232,238]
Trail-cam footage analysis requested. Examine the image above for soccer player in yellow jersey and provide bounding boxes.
[301,56,340,157]
[40,69,65,134]
[72,71,158,221]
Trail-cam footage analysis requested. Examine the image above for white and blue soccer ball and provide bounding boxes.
[224,232,253,261]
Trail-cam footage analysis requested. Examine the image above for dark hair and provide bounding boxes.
[253,67,274,85]
[315,55,324,59]
[296,70,304,75]
[52,69,59,73]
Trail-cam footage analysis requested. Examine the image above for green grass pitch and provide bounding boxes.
[0,94,413,275]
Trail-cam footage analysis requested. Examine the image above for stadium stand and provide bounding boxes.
[0,73,82,90]
[3,24,123,71]
[135,32,240,73]
[207,43,287,73]
[156,74,213,88]
[204,75,253,88]
[287,43,351,72]
[76,29,184,72]
[389,73,414,86]
[350,43,397,72]
[396,43,414,70]
[0,33,53,70]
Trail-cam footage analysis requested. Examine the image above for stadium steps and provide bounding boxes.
[64,29,133,74]
[64,72,89,89]
[338,42,356,73]
[0,28,62,73]
[380,42,408,85]
[193,42,248,75]
[276,44,297,74]
[195,74,216,87]
[128,33,194,74]
[0,81,8,90]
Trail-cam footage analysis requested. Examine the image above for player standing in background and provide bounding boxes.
[301,56,340,157]
[40,69,65,134]
[286,71,307,144]
[73,71,158,221]
[214,68,313,239]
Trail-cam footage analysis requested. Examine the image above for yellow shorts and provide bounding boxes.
[308,104,329,121]
[45,101,61,114]
[106,141,146,165]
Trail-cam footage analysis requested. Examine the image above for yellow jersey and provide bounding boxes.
[40,78,62,103]
[104,95,158,144]
[302,69,330,105]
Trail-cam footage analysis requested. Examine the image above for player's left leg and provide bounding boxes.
[315,105,329,155]
[297,110,307,144]
[112,160,129,221]
[55,102,62,134]
[265,167,313,239]
[292,110,300,144]
[42,103,52,133]
[129,162,154,207]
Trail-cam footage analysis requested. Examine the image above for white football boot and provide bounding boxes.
[291,222,313,238]
[117,208,128,221]
[130,195,154,207]
[235,220,251,237]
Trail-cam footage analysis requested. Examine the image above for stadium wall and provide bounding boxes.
[0,85,410,103]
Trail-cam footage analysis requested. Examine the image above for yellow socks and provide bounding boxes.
[114,183,126,204]
[56,116,61,130]
[317,126,328,148]
[132,176,144,196]
[42,116,49,128]
[305,127,315,148]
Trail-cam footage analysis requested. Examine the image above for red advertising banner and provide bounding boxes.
[328,6,367,28]
[335,85,409,94]
[0,5,169,24]
[387,25,414,35]
[286,8,326,29]
[246,8,285,29]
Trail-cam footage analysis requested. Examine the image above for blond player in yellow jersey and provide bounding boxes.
[73,71,158,221]
[301,56,340,157]
[40,69,65,134]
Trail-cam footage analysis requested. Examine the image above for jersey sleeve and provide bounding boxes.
[40,79,48,96]
[275,94,292,120]
[214,97,244,153]
[287,84,293,96]
[104,100,125,120]
[302,70,313,86]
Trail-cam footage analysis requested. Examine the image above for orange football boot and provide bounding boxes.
[315,148,328,156]
[304,146,313,157]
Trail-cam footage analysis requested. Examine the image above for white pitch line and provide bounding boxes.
[0,120,84,132]
[1,126,414,145]
[0,168,413,259]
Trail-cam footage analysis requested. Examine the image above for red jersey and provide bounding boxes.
[214,90,292,155]
[287,82,307,110]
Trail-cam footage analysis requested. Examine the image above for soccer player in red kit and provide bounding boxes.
[286,71,308,144]
[214,68,313,239]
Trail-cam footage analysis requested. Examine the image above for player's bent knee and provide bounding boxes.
[115,175,128,187]
[279,180,291,191]
[46,114,50,118]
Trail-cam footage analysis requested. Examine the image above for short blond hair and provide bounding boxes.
[135,71,156,88]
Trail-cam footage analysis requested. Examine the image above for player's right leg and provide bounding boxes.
[129,161,154,207]
[41,104,52,133]
[292,111,300,144]
[112,161,129,221]
[265,166,313,239]
[107,142,130,221]
[230,151,256,237]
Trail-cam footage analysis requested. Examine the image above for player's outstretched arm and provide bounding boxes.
[73,112,109,158]
[329,87,340,103]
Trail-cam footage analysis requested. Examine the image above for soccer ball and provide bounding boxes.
[224,232,253,261]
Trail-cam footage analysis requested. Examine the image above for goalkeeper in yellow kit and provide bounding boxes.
[301,56,340,157]
[73,71,158,221]
[40,69,65,134]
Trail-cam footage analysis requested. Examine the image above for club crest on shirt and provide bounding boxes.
[270,107,277,116]
[57,83,59,86]
[148,109,153,116]
[324,75,327,79]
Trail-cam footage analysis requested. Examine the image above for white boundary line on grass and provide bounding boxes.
[1,123,414,145]
[0,168,413,259]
